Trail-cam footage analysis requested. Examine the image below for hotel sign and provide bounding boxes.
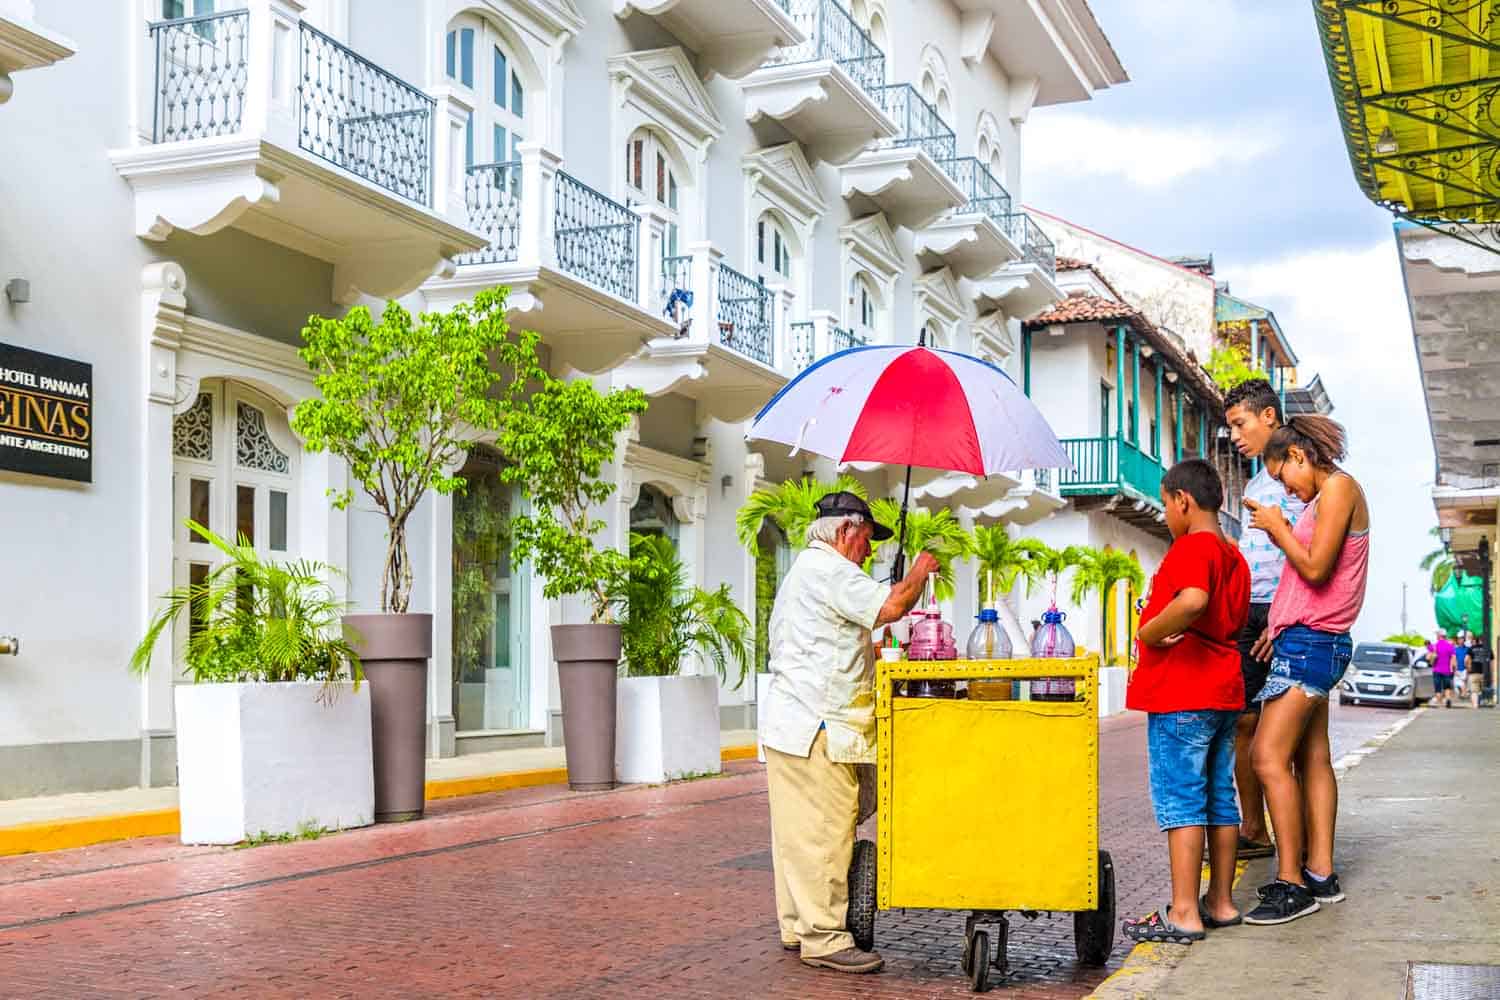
[0,343,92,483]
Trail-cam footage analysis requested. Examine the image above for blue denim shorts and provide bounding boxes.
[1256,625,1353,703]
[1147,710,1240,831]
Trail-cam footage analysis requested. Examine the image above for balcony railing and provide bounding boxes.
[941,157,1012,226]
[830,324,866,354]
[150,11,250,142]
[876,83,956,164]
[148,12,435,206]
[459,161,522,266]
[1058,436,1163,501]
[555,171,639,303]
[298,23,434,205]
[717,264,774,365]
[1005,212,1057,277]
[790,321,816,370]
[661,254,693,312]
[776,0,885,96]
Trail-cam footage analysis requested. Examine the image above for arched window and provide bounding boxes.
[626,128,682,257]
[848,273,879,339]
[977,135,991,166]
[756,211,794,284]
[630,483,680,545]
[446,15,528,167]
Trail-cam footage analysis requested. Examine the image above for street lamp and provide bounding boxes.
[1374,126,1399,155]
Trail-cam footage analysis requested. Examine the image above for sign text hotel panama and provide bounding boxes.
[0,342,92,482]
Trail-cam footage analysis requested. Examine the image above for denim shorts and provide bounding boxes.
[1147,710,1241,831]
[1256,625,1353,703]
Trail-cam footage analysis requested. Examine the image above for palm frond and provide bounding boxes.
[866,501,972,601]
[735,475,867,551]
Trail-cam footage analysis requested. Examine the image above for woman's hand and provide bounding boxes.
[1250,628,1274,663]
[1243,497,1289,538]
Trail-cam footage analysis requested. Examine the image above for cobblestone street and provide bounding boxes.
[0,705,1405,999]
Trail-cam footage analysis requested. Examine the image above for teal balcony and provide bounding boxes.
[1059,437,1163,502]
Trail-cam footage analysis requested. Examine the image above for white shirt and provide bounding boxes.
[1240,465,1307,603]
[761,541,893,765]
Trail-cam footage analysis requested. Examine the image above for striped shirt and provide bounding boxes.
[1240,466,1306,603]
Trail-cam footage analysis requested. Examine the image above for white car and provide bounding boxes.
[1339,643,1434,708]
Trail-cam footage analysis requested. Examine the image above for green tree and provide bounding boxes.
[735,474,868,552]
[1383,632,1428,647]
[499,373,650,623]
[972,526,1050,606]
[619,532,752,689]
[1420,526,1455,594]
[1072,548,1146,665]
[1207,344,1264,392]
[867,501,973,601]
[1032,542,1091,605]
[292,288,542,613]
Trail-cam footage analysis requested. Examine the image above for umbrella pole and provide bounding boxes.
[891,464,913,584]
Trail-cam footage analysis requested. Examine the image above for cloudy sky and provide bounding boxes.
[1023,0,1439,640]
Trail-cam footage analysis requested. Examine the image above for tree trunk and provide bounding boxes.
[382,518,411,614]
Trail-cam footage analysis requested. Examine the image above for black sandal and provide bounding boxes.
[1199,897,1243,928]
[1122,907,1205,944]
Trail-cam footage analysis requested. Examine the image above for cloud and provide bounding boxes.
[1023,115,1284,189]
[1227,241,1440,638]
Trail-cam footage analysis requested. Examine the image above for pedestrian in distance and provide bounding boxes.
[1428,629,1457,708]
[1468,636,1493,708]
[760,492,940,975]
[1122,458,1251,945]
[1453,632,1470,703]
[1242,415,1369,925]
[1223,378,1307,860]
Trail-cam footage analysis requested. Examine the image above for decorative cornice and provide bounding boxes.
[608,46,725,147]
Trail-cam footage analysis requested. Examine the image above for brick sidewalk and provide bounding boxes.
[0,704,1405,999]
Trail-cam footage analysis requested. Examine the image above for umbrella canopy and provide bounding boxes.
[747,344,1072,476]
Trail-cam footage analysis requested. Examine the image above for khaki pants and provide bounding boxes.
[766,728,859,958]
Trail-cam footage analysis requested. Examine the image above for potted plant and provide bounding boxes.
[499,373,649,791]
[131,523,369,845]
[972,525,1051,652]
[615,533,752,783]
[292,289,541,821]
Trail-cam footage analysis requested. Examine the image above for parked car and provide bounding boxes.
[1339,643,1433,708]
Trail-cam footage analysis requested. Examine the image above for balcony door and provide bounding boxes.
[625,129,682,259]
[446,16,528,168]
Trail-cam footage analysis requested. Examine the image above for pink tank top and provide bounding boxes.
[1268,480,1369,639]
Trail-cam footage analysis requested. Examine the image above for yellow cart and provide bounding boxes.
[847,655,1115,992]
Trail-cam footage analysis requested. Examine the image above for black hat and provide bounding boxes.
[814,491,893,541]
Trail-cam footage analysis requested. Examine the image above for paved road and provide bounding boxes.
[0,703,1406,999]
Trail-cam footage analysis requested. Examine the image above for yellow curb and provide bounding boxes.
[0,745,763,857]
[0,809,180,858]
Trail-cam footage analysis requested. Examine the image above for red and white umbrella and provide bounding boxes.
[747,343,1071,476]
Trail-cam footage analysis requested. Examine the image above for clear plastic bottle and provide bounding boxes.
[1030,606,1077,701]
[966,608,1012,660]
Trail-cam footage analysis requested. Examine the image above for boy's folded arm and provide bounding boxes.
[1136,587,1209,647]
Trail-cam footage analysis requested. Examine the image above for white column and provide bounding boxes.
[688,241,722,348]
[428,86,474,229]
[517,141,562,269]
[633,204,670,314]
[247,0,306,144]
[139,262,189,786]
[767,283,794,373]
[428,489,455,757]
[810,308,838,361]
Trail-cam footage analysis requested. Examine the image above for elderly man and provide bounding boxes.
[761,491,939,974]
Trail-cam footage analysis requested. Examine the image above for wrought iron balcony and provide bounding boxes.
[791,317,866,371]
[829,324,866,354]
[790,321,816,371]
[459,161,521,266]
[1058,436,1164,502]
[942,157,1012,226]
[555,172,639,303]
[661,254,693,312]
[914,156,1022,279]
[877,84,957,164]
[776,0,884,96]
[119,6,481,302]
[717,263,774,365]
[1004,212,1057,278]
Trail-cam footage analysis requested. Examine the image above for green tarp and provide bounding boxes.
[1435,572,1486,638]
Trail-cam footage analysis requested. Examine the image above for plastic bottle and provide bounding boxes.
[966,608,1012,660]
[1029,606,1077,701]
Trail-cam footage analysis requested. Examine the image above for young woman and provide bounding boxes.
[1240,416,1369,925]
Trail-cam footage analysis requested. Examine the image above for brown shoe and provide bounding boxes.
[801,947,884,974]
[781,940,799,951]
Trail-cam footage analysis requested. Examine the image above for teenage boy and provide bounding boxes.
[1223,379,1306,857]
[1123,459,1251,943]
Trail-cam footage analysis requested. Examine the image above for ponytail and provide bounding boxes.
[1264,415,1347,469]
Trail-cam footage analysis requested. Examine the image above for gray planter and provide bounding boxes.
[552,624,621,791]
[344,612,432,822]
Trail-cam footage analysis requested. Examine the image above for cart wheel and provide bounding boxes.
[1074,850,1116,967]
[847,839,877,953]
[968,929,991,992]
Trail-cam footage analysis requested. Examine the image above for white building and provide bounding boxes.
[0,0,1124,797]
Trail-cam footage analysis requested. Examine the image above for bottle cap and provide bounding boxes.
[977,608,999,622]
[1042,607,1065,624]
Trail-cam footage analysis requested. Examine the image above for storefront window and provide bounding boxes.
[451,448,529,733]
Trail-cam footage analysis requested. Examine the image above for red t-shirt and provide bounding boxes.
[1127,531,1251,714]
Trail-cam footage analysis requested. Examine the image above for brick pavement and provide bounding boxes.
[0,704,1405,999]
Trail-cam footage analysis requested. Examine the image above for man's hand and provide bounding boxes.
[909,551,940,580]
[1243,497,1288,537]
[1250,628,1273,663]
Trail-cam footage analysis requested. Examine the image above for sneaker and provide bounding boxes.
[801,947,885,974]
[1302,867,1345,904]
[1244,880,1320,925]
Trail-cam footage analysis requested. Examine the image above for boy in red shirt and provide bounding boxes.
[1123,459,1251,944]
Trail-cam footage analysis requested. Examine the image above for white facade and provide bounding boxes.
[0,0,1123,797]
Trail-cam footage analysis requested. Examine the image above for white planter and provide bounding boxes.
[1098,666,1128,718]
[756,672,774,763]
[174,681,374,845]
[616,675,721,784]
